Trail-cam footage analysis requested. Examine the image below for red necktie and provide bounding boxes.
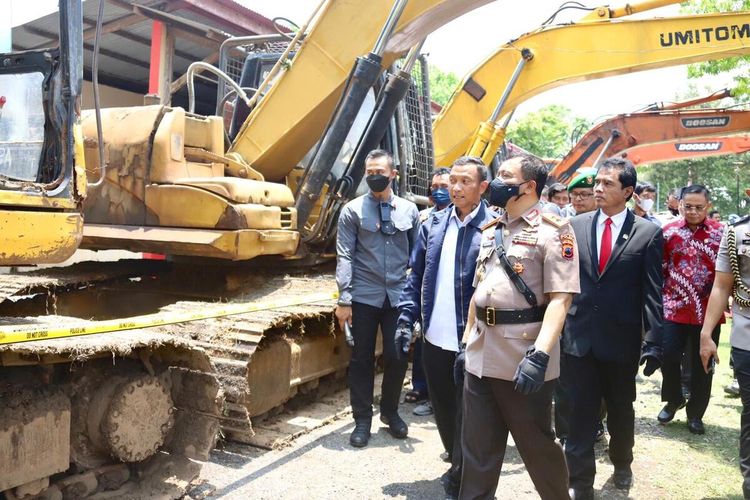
[599,217,613,274]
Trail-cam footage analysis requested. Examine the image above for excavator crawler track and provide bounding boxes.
[0,263,353,450]
[0,320,223,499]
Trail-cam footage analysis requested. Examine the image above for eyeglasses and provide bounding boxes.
[571,192,594,200]
[683,204,707,213]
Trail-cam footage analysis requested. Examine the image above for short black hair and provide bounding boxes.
[548,183,568,199]
[513,154,548,197]
[599,157,637,201]
[365,149,394,169]
[708,209,720,218]
[432,167,451,177]
[681,184,710,200]
[635,182,656,195]
[452,156,489,182]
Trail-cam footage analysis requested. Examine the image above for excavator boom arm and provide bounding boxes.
[433,10,750,166]
[549,109,750,182]
[230,0,493,182]
[623,135,750,165]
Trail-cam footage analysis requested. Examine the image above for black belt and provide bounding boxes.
[477,305,547,326]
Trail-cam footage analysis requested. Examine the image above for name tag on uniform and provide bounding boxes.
[482,239,494,247]
[512,233,538,246]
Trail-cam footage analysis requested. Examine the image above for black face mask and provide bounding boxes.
[366,174,391,193]
[489,178,528,208]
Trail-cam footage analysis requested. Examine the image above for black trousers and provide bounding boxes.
[422,339,462,483]
[562,351,638,491]
[460,372,569,500]
[411,336,428,395]
[731,347,750,498]
[554,379,570,440]
[349,299,407,421]
[661,320,721,420]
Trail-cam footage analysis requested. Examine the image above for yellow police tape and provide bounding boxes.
[0,291,339,345]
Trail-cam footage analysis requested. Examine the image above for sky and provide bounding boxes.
[9,0,733,123]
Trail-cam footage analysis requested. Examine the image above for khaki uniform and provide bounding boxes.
[716,215,750,495]
[465,203,581,380]
[716,217,750,349]
[459,202,580,500]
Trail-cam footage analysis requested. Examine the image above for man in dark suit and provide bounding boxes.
[562,157,663,499]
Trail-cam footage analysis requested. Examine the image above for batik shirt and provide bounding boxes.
[662,217,724,325]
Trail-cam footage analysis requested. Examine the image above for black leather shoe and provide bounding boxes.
[380,412,408,439]
[657,399,686,423]
[440,470,460,499]
[687,418,705,435]
[568,486,594,500]
[349,420,371,448]
[613,465,633,489]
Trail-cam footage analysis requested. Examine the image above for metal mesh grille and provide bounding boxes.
[217,37,294,109]
[401,56,434,198]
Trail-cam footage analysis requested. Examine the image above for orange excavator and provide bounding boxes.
[547,90,750,183]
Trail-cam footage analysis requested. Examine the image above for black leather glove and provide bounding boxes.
[453,345,466,386]
[513,346,549,395]
[394,321,413,360]
[640,342,662,377]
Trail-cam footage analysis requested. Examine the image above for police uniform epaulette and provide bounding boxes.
[541,213,569,228]
[481,217,502,231]
[731,214,750,226]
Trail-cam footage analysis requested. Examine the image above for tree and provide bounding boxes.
[505,104,590,158]
[683,1,750,100]
[639,154,750,216]
[427,64,460,107]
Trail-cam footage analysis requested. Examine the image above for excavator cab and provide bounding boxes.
[0,0,84,265]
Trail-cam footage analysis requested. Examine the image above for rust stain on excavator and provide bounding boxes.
[216,206,247,230]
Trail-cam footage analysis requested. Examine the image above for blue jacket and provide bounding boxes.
[397,201,497,343]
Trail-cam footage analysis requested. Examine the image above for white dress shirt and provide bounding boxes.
[426,204,481,352]
[595,207,629,259]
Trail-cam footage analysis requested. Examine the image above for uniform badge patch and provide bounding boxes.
[561,234,575,260]
[513,262,524,274]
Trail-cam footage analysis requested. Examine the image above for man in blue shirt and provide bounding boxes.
[335,149,420,448]
[397,156,495,498]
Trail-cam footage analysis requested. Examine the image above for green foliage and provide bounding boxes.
[683,0,750,100]
[427,64,460,107]
[639,154,750,216]
[506,105,591,158]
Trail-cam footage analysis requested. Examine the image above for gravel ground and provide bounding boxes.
[195,400,542,500]
[193,332,745,499]
[194,387,628,499]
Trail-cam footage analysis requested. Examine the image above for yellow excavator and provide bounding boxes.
[0,1,491,498]
[3,0,750,497]
[432,5,750,167]
[0,2,84,265]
